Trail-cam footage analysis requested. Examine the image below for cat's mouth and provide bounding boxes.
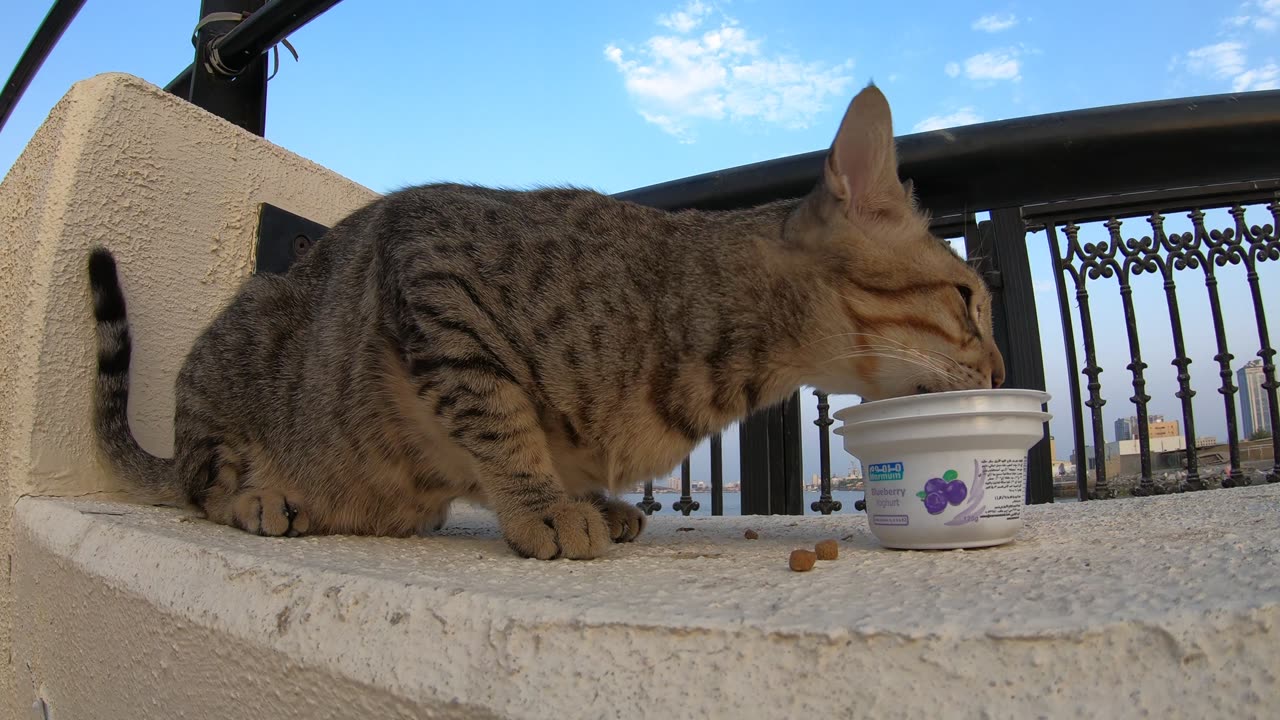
[915,384,932,395]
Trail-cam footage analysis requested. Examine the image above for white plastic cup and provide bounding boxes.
[832,388,1050,424]
[834,390,1051,550]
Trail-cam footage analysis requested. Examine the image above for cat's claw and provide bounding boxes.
[501,500,611,560]
[595,497,646,543]
[231,490,310,537]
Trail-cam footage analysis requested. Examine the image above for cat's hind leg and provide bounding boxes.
[189,442,312,538]
[229,489,311,537]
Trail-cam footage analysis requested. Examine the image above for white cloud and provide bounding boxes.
[1233,62,1280,90]
[605,3,855,141]
[962,49,1022,81]
[972,13,1018,32]
[1257,0,1280,24]
[913,107,983,132]
[1227,0,1280,31]
[657,1,711,33]
[944,61,960,78]
[1178,40,1279,92]
[1185,41,1246,78]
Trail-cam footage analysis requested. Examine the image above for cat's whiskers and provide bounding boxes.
[870,348,962,383]
[821,347,962,383]
[806,331,959,365]
[844,336,967,380]
[826,341,960,374]
[903,366,956,388]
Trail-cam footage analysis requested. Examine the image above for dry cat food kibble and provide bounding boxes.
[744,529,759,540]
[789,549,818,572]
[815,539,839,560]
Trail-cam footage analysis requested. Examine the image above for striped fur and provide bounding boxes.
[88,248,182,503]
[88,84,1003,559]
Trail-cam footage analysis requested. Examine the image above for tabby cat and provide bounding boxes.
[89,84,1003,560]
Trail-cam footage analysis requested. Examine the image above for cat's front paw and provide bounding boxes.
[595,497,646,543]
[501,500,611,560]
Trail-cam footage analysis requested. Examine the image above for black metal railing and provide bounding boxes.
[1032,185,1279,497]
[4,0,1278,513]
[620,91,1280,510]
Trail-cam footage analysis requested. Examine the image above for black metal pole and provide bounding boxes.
[777,392,805,515]
[636,479,661,516]
[1044,224,1092,501]
[710,432,724,516]
[739,413,770,514]
[811,391,841,514]
[213,0,342,73]
[0,0,87,135]
[673,457,699,515]
[1243,201,1280,483]
[167,0,344,98]
[189,0,269,135]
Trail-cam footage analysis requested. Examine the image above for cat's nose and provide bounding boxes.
[989,349,1006,388]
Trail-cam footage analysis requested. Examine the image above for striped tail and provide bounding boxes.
[87,247,181,503]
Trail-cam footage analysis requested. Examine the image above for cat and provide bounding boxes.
[88,83,1004,560]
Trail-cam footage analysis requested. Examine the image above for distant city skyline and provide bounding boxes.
[1114,415,1180,443]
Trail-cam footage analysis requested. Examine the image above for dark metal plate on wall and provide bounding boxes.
[255,203,330,275]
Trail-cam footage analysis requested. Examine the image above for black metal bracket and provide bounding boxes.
[739,392,805,515]
[189,0,269,135]
[966,208,1054,504]
[255,202,329,274]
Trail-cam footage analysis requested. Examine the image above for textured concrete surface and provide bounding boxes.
[0,72,377,713]
[14,485,1280,719]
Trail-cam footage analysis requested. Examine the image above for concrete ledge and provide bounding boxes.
[14,485,1280,719]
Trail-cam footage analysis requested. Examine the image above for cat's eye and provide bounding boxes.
[956,284,974,309]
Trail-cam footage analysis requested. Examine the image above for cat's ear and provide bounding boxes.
[822,83,902,218]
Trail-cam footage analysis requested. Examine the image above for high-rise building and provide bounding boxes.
[1115,417,1135,441]
[1114,414,1168,441]
[1238,360,1273,439]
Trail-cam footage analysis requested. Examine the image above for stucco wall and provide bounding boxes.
[0,72,378,713]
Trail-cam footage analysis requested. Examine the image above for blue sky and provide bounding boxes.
[2,1,1278,488]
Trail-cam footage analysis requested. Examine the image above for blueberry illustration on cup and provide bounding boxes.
[917,469,968,515]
